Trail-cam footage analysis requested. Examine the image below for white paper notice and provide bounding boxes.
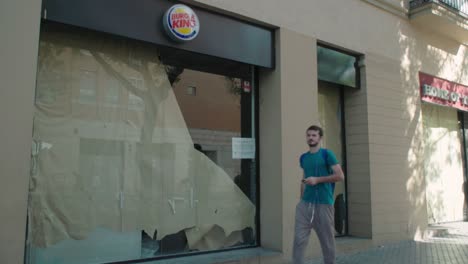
[232,137,256,159]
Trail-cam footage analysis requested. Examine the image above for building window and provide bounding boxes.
[78,70,97,104]
[104,78,121,106]
[186,85,197,96]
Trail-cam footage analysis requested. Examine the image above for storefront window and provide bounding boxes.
[26,25,257,263]
[422,104,465,224]
[317,46,358,88]
[318,81,347,235]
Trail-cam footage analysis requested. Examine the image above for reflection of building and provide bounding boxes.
[4,0,468,263]
[38,46,243,180]
[173,70,242,179]
[28,28,255,263]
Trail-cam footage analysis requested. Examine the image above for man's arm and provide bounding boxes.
[303,164,344,186]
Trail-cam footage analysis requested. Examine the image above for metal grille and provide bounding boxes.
[410,0,468,16]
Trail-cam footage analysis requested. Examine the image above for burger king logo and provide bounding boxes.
[163,4,200,42]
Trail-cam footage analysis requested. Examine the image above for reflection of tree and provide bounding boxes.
[35,43,67,110]
[38,43,65,76]
[165,65,184,85]
[224,77,243,96]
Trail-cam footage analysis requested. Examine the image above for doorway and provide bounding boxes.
[318,80,348,235]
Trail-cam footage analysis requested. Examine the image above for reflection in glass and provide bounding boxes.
[26,25,256,263]
[317,46,357,88]
[318,81,347,236]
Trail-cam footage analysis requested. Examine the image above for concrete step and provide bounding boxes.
[426,221,468,238]
[425,227,450,238]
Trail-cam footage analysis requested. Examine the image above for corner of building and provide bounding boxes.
[0,1,42,263]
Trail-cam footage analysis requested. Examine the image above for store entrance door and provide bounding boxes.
[318,80,347,235]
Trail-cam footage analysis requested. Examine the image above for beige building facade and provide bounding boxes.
[2,0,468,263]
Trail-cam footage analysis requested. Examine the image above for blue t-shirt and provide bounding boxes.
[299,148,339,204]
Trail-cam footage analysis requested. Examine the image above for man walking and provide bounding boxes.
[292,125,345,264]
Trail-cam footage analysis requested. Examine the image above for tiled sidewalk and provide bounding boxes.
[309,222,468,264]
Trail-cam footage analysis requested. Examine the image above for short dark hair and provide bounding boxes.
[306,125,323,137]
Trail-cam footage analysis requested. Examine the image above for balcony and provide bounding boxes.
[409,0,468,44]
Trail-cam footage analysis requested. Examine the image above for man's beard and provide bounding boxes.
[308,142,318,147]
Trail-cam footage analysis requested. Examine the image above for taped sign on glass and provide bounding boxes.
[232,137,255,159]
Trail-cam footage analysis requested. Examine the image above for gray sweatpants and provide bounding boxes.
[292,201,336,264]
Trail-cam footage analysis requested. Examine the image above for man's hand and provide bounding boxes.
[302,165,345,186]
[302,177,320,186]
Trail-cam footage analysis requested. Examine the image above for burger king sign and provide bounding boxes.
[163,4,200,42]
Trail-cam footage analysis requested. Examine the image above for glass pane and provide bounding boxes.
[422,104,465,224]
[318,81,346,235]
[26,25,256,264]
[317,46,357,88]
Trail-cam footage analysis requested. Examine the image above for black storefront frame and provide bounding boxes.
[28,22,262,263]
[27,1,270,261]
[457,111,468,221]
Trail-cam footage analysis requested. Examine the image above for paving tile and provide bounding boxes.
[308,222,468,264]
